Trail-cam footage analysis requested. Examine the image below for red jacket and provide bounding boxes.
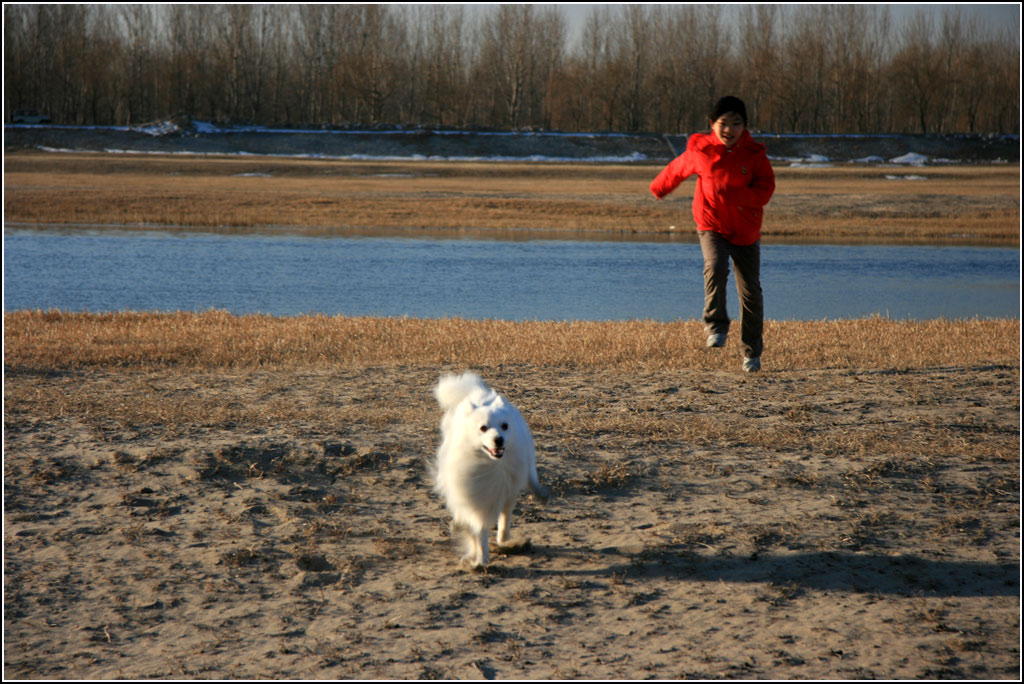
[650,130,775,246]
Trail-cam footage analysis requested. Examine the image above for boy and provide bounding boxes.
[650,96,775,372]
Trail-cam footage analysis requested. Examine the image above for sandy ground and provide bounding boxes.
[3,362,1020,679]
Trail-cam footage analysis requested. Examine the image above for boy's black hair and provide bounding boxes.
[709,96,748,125]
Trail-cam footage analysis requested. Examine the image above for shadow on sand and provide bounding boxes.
[497,545,1019,598]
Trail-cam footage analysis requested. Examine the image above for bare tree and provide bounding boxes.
[890,10,943,134]
[118,4,157,124]
[613,5,653,132]
[735,4,779,131]
[989,25,1021,134]
[472,4,563,129]
[3,4,91,121]
[168,4,211,119]
[958,21,993,134]
[531,6,566,129]
[776,7,817,132]
[293,4,344,123]
[856,5,894,133]
[576,6,617,130]
[345,5,405,124]
[208,5,279,122]
[4,5,51,116]
[416,5,470,126]
[477,4,532,127]
[936,8,967,133]
[690,6,730,126]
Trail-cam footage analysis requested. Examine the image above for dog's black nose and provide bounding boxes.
[494,436,503,448]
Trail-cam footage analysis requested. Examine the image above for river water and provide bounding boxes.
[3,227,1019,321]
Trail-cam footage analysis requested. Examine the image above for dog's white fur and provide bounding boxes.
[431,371,549,569]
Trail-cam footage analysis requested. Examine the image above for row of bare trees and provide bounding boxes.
[4,4,1019,134]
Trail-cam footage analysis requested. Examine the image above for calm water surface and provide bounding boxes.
[3,228,1019,321]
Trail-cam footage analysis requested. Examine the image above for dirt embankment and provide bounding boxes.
[4,122,1019,163]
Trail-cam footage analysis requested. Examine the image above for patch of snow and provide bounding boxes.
[890,152,929,165]
[35,146,79,154]
[131,121,183,136]
[181,120,638,139]
[192,120,221,135]
[789,154,833,168]
[336,151,649,163]
[32,144,648,164]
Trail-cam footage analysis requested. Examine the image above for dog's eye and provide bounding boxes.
[480,426,488,433]
[501,423,508,431]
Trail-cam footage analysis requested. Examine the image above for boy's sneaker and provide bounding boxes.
[706,333,726,348]
[743,356,761,373]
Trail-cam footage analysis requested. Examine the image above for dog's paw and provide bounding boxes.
[459,558,489,573]
[494,538,532,555]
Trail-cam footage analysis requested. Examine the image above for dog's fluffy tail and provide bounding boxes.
[434,371,488,410]
[529,477,551,504]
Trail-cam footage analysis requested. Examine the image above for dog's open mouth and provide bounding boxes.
[484,446,504,459]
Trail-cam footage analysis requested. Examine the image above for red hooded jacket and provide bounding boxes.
[650,129,775,246]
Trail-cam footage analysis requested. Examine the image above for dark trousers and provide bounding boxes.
[698,230,763,359]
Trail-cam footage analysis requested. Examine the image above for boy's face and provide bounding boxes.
[711,113,745,147]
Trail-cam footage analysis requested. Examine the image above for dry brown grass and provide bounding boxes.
[3,152,1018,244]
[4,310,1019,373]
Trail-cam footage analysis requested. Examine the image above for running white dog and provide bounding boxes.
[431,371,549,569]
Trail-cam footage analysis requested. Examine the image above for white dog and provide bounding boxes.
[431,371,549,569]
